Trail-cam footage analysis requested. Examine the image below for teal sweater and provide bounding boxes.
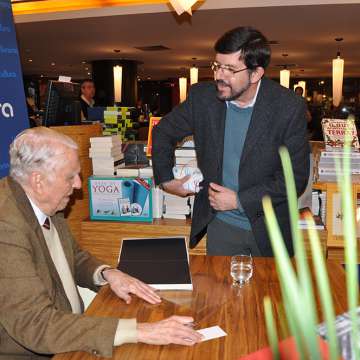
[216,101,252,230]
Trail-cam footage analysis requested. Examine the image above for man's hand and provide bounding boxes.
[103,269,161,305]
[162,176,194,197]
[137,316,202,346]
[208,182,238,211]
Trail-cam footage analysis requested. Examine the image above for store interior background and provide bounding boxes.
[13,0,360,141]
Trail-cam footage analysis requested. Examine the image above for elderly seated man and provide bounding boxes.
[0,127,201,360]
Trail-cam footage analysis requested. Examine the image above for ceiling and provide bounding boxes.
[14,2,360,80]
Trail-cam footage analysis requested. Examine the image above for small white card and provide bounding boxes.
[197,326,227,342]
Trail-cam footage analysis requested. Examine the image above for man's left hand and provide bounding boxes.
[208,182,238,211]
[103,269,161,305]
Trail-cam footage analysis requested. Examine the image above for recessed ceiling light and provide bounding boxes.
[51,62,55,66]
[85,67,89,70]
[87,72,91,75]
[28,59,33,62]
[82,61,86,64]
[40,74,44,78]
[147,76,151,80]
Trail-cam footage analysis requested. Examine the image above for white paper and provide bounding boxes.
[197,326,227,342]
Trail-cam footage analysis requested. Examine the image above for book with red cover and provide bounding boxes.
[298,207,325,230]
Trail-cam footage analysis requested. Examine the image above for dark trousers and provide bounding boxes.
[206,217,261,256]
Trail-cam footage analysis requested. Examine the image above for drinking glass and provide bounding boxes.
[230,254,253,287]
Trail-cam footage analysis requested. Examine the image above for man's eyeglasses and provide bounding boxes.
[210,61,248,76]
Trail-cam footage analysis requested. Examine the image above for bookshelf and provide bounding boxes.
[313,181,360,262]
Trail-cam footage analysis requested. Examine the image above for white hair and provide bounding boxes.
[9,126,78,185]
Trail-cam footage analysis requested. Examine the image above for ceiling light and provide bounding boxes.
[280,69,290,88]
[332,38,344,107]
[190,66,198,85]
[51,62,55,66]
[113,65,122,103]
[28,59,32,62]
[279,54,290,88]
[169,0,198,15]
[179,77,187,102]
[82,61,86,64]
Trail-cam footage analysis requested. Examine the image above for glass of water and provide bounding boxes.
[230,254,253,287]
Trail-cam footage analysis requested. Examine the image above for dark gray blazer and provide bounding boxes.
[152,78,310,256]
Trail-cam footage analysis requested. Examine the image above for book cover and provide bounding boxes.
[298,207,325,229]
[146,117,162,156]
[321,118,359,151]
[88,177,152,222]
[117,237,192,290]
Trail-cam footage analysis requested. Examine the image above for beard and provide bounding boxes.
[216,77,251,101]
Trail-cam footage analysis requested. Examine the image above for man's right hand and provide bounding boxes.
[137,316,202,346]
[161,177,194,197]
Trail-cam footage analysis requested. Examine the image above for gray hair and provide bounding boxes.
[9,127,78,185]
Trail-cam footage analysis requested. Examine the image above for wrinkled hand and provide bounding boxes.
[162,176,194,197]
[208,182,238,211]
[103,269,161,305]
[137,316,202,346]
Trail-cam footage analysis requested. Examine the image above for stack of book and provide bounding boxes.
[163,193,190,219]
[317,150,360,182]
[115,166,153,178]
[174,147,198,168]
[89,135,125,176]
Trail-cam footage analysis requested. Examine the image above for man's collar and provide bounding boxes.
[26,195,47,226]
[226,79,261,109]
[81,94,95,107]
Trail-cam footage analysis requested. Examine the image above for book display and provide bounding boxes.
[88,176,152,222]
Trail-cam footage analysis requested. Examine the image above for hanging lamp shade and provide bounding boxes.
[113,65,122,103]
[280,69,290,88]
[190,66,198,85]
[179,77,187,103]
[332,52,344,107]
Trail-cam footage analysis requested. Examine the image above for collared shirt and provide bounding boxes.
[81,94,95,107]
[226,79,261,109]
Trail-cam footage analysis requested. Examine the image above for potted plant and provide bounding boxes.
[242,134,358,359]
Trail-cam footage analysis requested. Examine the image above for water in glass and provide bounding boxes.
[230,255,253,286]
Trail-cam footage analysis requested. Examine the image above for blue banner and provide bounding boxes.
[0,0,28,178]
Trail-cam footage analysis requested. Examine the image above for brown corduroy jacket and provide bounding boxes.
[0,177,119,359]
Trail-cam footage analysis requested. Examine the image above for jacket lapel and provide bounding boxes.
[7,178,67,294]
[208,96,227,179]
[240,78,273,165]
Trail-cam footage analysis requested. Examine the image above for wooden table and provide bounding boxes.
[54,256,347,360]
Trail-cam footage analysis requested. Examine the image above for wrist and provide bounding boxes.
[159,180,171,190]
[100,267,115,282]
